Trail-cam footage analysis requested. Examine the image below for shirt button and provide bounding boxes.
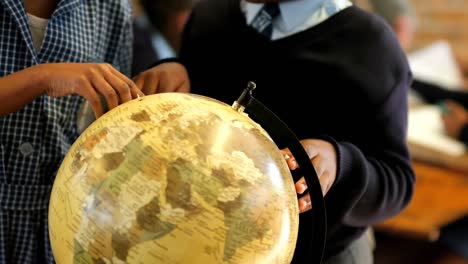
[19,142,34,157]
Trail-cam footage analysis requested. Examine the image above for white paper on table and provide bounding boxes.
[408,40,465,90]
[408,105,466,156]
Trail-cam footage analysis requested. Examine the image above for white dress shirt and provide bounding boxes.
[241,0,353,40]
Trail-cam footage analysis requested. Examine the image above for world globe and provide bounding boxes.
[48,92,301,264]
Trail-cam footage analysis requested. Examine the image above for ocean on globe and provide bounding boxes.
[48,93,299,264]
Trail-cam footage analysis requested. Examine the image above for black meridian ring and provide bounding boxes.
[234,82,327,264]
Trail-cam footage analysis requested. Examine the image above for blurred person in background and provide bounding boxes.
[369,0,468,257]
[404,76,468,259]
[131,0,194,76]
[140,0,193,55]
[364,0,468,76]
[131,0,159,76]
[438,96,468,260]
[359,0,416,51]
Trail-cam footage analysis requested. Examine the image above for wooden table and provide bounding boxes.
[374,159,468,241]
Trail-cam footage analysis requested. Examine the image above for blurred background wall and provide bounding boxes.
[410,0,468,69]
[356,0,468,74]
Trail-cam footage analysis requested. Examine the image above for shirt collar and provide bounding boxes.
[0,0,82,63]
[242,0,328,31]
[55,0,81,16]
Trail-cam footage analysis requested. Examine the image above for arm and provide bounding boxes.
[412,79,468,109]
[0,2,142,118]
[0,65,45,116]
[283,73,415,223]
[133,60,190,94]
[284,34,415,225]
[336,71,415,226]
[0,63,141,117]
[442,100,468,145]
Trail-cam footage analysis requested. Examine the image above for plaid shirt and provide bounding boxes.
[0,0,133,263]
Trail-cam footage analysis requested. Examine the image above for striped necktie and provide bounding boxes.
[250,2,280,39]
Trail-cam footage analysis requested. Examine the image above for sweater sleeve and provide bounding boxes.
[327,70,415,227]
[411,79,468,109]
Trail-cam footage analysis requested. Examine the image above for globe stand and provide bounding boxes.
[232,82,327,264]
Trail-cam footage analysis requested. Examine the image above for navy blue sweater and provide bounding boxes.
[180,1,415,260]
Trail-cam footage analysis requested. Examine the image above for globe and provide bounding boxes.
[48,92,300,264]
